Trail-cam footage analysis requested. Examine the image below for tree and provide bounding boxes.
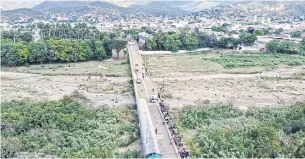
[163,34,181,52]
[197,33,218,48]
[0,42,28,66]
[110,40,128,59]
[212,26,228,33]
[217,37,240,49]
[145,37,157,51]
[247,27,255,34]
[266,40,281,53]
[28,42,48,64]
[266,40,299,54]
[94,41,107,60]
[255,30,265,36]
[290,31,303,38]
[103,39,112,57]
[179,30,198,51]
[184,35,199,51]
[19,32,33,42]
[239,33,257,46]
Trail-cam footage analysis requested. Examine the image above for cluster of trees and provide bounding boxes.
[290,30,305,38]
[1,38,128,66]
[144,30,257,52]
[1,24,129,66]
[266,38,305,55]
[1,31,33,42]
[211,26,229,33]
[35,23,126,41]
[1,95,139,158]
[180,103,305,158]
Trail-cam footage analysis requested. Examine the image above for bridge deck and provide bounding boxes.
[128,43,177,158]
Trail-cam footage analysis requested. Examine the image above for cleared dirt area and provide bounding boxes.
[1,60,135,108]
[145,53,305,109]
[1,60,131,77]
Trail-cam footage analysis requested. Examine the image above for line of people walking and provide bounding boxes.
[160,101,190,159]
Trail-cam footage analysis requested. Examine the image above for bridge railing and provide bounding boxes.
[128,43,140,100]
[145,60,186,159]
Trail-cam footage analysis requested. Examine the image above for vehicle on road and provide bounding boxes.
[149,95,158,103]
[136,78,141,84]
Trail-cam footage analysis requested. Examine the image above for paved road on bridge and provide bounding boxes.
[128,43,177,158]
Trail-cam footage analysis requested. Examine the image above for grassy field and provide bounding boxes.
[1,95,139,158]
[207,53,305,69]
[145,52,305,77]
[1,60,131,77]
[175,103,305,158]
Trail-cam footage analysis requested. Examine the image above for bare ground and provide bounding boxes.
[145,54,305,109]
[1,60,131,77]
[1,60,135,108]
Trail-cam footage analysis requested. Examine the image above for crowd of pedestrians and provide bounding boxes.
[159,101,190,159]
[143,62,190,158]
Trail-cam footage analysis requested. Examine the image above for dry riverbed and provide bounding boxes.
[1,60,135,108]
[145,53,305,109]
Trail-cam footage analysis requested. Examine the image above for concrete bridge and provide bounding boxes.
[128,42,178,158]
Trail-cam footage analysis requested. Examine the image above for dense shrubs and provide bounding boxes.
[1,97,138,158]
[179,104,305,158]
[266,40,300,54]
[207,53,305,69]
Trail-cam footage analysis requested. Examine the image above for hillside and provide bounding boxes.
[1,0,44,10]
[31,1,91,12]
[31,1,190,16]
[229,1,305,14]
[1,8,42,20]
[130,1,190,16]
[2,1,305,21]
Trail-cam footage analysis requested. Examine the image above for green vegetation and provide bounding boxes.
[211,26,229,33]
[1,31,33,43]
[144,29,257,52]
[290,30,305,38]
[266,40,301,54]
[178,103,305,158]
[1,96,138,158]
[1,23,129,66]
[1,38,128,66]
[206,53,305,69]
[146,52,305,77]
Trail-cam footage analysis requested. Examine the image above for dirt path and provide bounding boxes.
[152,74,260,81]
[152,66,305,81]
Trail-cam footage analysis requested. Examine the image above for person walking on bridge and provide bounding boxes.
[155,128,157,135]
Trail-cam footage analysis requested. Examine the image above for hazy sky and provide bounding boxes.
[0,0,299,10]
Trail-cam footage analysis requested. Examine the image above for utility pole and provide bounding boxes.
[163,76,165,92]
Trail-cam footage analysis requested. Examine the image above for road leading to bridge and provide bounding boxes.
[128,43,178,158]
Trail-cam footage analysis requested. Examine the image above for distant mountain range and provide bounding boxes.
[1,1,194,19]
[1,1,305,21]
